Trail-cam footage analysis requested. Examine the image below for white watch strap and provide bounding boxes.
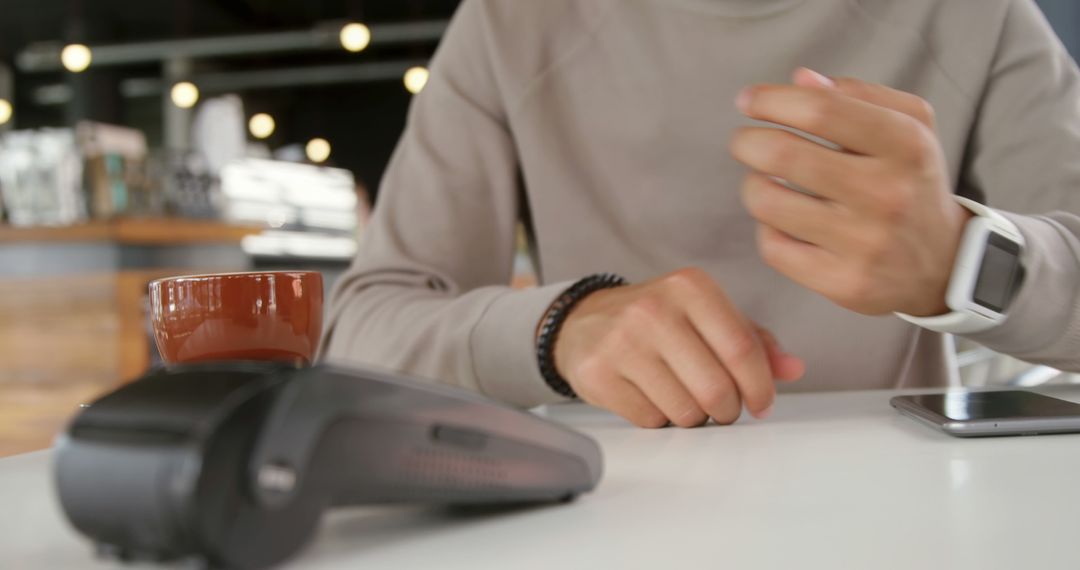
[951,196,1024,245]
[896,306,1001,334]
[895,196,1023,334]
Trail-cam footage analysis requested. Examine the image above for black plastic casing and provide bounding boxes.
[55,363,603,569]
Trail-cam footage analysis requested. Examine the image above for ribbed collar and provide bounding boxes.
[648,0,806,18]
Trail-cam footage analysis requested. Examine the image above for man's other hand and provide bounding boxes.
[730,68,971,317]
[553,268,804,428]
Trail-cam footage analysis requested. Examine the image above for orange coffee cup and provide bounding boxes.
[148,271,323,365]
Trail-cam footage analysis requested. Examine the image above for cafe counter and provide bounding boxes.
[0,218,261,456]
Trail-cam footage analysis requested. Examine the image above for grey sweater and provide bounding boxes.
[323,0,1080,407]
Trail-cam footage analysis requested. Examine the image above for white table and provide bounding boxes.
[5,386,1080,569]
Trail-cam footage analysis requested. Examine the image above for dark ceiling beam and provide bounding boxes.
[16,20,447,72]
[185,0,262,32]
[128,59,431,96]
[31,58,430,105]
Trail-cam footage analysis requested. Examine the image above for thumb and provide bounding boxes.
[753,324,805,382]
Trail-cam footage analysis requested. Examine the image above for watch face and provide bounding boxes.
[972,232,1024,313]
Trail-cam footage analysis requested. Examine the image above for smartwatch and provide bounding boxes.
[896,196,1026,334]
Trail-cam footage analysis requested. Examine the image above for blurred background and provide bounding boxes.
[0,0,1077,456]
[0,0,468,456]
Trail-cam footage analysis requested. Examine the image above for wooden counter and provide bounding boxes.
[0,217,261,245]
[0,218,263,456]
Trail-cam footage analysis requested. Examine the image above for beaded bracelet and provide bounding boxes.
[536,273,628,398]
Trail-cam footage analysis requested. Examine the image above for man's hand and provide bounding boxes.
[553,268,805,428]
[730,68,971,317]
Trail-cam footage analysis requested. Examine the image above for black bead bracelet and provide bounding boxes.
[536,273,628,399]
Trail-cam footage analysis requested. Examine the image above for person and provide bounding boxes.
[322,0,1080,428]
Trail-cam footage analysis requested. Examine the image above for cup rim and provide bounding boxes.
[149,270,322,288]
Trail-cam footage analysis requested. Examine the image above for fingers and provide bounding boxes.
[672,270,775,419]
[756,224,844,299]
[736,82,922,157]
[620,350,711,428]
[739,171,848,249]
[792,67,835,91]
[652,314,743,424]
[827,75,937,130]
[574,365,669,429]
[730,127,870,206]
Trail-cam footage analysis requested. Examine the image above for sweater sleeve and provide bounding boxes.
[320,0,570,407]
[957,0,1080,371]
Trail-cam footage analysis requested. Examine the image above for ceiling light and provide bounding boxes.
[170,82,200,109]
[249,113,276,139]
[305,138,331,164]
[0,100,12,126]
[340,23,372,53]
[61,44,92,73]
[403,66,429,95]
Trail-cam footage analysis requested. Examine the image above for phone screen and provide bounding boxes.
[909,391,1080,421]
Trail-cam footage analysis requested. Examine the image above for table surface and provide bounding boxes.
[6,386,1080,570]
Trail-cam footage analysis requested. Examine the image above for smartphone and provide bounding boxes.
[890,390,1080,437]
